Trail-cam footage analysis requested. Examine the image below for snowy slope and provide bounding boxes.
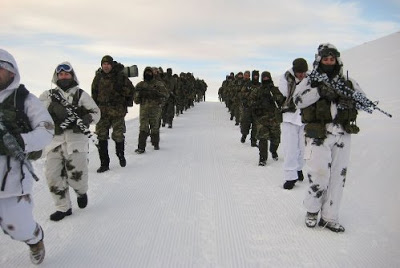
[1,33,400,267]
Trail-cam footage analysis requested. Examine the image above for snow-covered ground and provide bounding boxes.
[1,32,399,267]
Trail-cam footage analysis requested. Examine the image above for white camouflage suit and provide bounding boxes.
[39,62,100,213]
[0,49,54,245]
[278,69,305,182]
[294,43,364,224]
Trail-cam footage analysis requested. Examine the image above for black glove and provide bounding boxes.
[318,84,338,101]
[81,114,92,128]
[48,102,68,121]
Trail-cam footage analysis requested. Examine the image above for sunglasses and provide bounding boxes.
[56,64,72,73]
[320,48,340,58]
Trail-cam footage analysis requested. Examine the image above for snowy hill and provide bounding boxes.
[1,33,400,267]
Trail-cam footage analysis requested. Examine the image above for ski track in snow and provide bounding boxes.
[1,101,399,268]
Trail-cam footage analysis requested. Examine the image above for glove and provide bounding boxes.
[318,84,338,101]
[0,131,25,158]
[337,97,355,109]
[48,102,68,121]
[81,114,92,128]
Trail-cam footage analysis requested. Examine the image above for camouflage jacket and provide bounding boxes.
[134,79,169,107]
[91,69,134,117]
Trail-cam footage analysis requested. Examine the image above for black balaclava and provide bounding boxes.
[252,70,259,84]
[167,68,173,77]
[57,79,77,91]
[261,71,272,85]
[144,68,154,81]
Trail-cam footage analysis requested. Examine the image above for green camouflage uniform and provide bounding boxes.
[240,71,260,145]
[92,67,134,142]
[134,67,169,151]
[249,71,284,163]
[162,69,177,127]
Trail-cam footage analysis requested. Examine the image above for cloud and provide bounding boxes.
[1,0,399,99]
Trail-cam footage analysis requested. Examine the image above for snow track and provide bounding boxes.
[1,101,399,268]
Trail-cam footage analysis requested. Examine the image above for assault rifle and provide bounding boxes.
[0,112,39,181]
[309,70,392,118]
[49,90,97,142]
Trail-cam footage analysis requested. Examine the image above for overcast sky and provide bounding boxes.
[1,0,399,99]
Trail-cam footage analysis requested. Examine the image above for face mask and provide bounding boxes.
[262,79,271,85]
[320,64,335,74]
[144,73,153,81]
[56,79,75,90]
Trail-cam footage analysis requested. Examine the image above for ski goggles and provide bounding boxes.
[56,63,73,73]
[319,48,340,58]
[0,60,16,73]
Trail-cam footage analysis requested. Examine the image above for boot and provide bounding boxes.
[297,170,304,181]
[50,208,72,221]
[283,180,296,190]
[77,193,88,208]
[240,135,246,143]
[258,157,266,166]
[270,142,279,161]
[319,218,345,233]
[97,140,110,173]
[305,212,319,228]
[116,141,126,167]
[168,122,173,129]
[250,138,258,147]
[151,133,160,150]
[29,240,45,265]
[135,131,147,154]
[258,139,268,165]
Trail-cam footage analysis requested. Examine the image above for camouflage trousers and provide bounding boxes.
[303,133,351,223]
[0,195,43,245]
[96,113,126,142]
[45,145,88,212]
[139,104,162,135]
[162,99,175,125]
[241,108,256,141]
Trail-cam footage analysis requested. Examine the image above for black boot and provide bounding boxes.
[135,131,147,154]
[258,139,268,166]
[116,141,126,167]
[270,142,279,161]
[97,140,110,173]
[240,135,246,143]
[297,170,304,181]
[251,139,258,147]
[151,133,160,150]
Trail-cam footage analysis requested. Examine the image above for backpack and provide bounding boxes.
[14,85,43,160]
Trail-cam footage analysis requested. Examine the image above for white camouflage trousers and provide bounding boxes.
[303,133,351,223]
[45,145,88,212]
[281,122,305,181]
[0,195,43,245]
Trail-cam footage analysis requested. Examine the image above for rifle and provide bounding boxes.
[309,70,392,118]
[0,112,39,181]
[49,90,97,142]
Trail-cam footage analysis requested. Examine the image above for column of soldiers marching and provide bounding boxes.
[0,50,209,265]
[219,69,284,167]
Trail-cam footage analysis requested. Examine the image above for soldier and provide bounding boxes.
[162,68,177,128]
[240,70,260,146]
[134,67,169,153]
[0,49,53,264]
[40,61,100,221]
[249,71,284,166]
[231,72,244,126]
[294,43,364,232]
[91,55,135,173]
[279,58,308,189]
